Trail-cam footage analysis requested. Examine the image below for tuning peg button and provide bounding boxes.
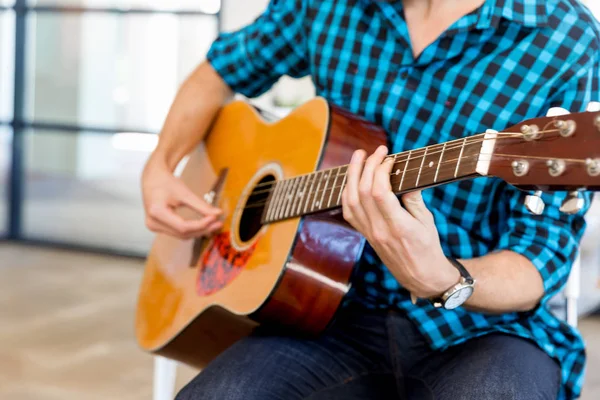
[586,101,600,112]
[524,191,545,215]
[560,191,586,215]
[546,107,570,117]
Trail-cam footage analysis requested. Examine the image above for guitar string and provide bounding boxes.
[241,129,561,199]
[234,152,593,213]
[235,122,562,194]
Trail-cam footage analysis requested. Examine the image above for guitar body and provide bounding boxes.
[135,98,387,368]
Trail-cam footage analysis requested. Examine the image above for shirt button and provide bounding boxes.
[401,71,409,79]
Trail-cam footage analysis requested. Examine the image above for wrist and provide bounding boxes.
[429,257,461,297]
[148,149,177,172]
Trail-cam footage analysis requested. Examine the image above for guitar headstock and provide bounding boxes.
[488,106,600,193]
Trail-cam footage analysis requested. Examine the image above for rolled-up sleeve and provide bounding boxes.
[495,191,590,303]
[207,0,310,98]
[496,39,599,303]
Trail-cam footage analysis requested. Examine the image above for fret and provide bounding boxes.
[291,175,307,217]
[434,143,446,183]
[436,139,464,183]
[454,138,467,178]
[415,147,428,187]
[276,179,291,220]
[317,169,334,211]
[403,148,427,191]
[459,137,485,176]
[268,180,284,222]
[266,181,280,222]
[417,145,444,189]
[298,174,314,215]
[398,150,412,191]
[327,167,341,208]
[303,172,319,213]
[336,166,348,206]
[311,171,325,211]
[283,177,301,218]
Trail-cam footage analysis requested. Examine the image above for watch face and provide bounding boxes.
[445,286,474,310]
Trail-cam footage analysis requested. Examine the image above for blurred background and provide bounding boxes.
[0,0,599,399]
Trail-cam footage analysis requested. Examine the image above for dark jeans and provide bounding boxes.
[177,304,560,400]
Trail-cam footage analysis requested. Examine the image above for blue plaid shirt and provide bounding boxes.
[207,0,600,398]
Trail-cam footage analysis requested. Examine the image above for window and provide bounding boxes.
[0,10,14,122]
[25,12,217,131]
[0,127,10,236]
[3,0,220,253]
[23,130,155,253]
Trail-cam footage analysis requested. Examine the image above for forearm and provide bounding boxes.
[460,250,545,314]
[151,61,233,172]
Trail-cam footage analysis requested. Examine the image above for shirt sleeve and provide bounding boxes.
[206,0,310,98]
[495,40,599,304]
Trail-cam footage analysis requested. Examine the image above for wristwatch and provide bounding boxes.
[430,258,475,310]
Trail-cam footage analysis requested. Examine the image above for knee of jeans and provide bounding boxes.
[469,366,561,400]
[175,371,248,400]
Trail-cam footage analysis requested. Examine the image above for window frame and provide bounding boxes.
[1,0,221,257]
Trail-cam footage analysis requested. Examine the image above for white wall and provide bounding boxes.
[222,0,270,31]
[221,0,316,112]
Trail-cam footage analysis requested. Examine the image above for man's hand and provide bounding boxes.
[142,156,222,240]
[341,146,459,299]
[140,62,231,240]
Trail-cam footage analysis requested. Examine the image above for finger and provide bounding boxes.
[204,220,225,237]
[358,145,388,205]
[152,206,218,237]
[401,190,434,224]
[175,183,222,216]
[343,149,369,225]
[146,217,183,238]
[150,215,219,239]
[372,156,411,226]
[357,148,396,238]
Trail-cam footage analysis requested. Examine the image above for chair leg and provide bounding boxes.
[565,255,581,328]
[154,356,178,400]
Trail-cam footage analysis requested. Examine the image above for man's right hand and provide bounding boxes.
[140,62,231,240]
[142,156,223,240]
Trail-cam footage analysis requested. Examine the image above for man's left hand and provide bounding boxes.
[341,146,460,300]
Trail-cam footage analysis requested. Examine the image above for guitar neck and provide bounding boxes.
[262,133,495,224]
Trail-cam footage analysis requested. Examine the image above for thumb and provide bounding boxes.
[401,191,433,224]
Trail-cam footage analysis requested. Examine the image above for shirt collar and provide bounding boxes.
[476,0,549,29]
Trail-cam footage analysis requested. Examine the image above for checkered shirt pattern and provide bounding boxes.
[206,0,600,398]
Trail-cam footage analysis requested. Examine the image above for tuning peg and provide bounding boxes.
[587,102,600,112]
[524,191,545,215]
[560,191,586,215]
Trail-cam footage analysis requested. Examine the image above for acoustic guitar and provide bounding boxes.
[135,97,600,369]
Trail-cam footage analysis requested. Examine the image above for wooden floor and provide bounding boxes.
[0,244,197,400]
[1,243,599,399]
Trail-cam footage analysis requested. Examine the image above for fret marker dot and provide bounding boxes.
[395,169,400,175]
[429,161,434,168]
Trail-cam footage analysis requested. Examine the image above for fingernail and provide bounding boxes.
[351,151,360,163]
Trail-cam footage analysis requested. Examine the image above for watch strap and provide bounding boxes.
[447,257,474,284]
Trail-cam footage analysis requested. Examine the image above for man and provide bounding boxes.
[141,0,600,398]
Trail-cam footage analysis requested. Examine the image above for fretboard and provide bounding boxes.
[262,135,487,224]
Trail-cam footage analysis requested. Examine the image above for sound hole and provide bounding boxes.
[238,174,276,242]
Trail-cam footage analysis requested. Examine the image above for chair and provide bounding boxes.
[565,254,581,328]
[153,356,178,400]
[152,255,582,400]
